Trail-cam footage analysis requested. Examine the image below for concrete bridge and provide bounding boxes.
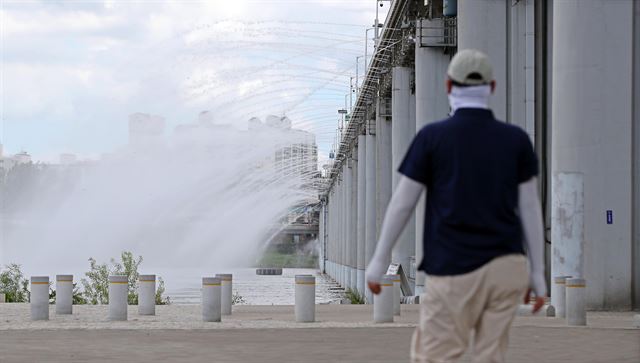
[278,223,319,235]
[318,0,640,310]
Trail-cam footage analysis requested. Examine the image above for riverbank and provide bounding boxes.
[254,251,317,269]
[166,268,340,305]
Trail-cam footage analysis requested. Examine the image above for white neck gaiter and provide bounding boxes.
[448,85,492,114]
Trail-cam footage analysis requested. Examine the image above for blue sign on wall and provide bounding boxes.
[606,210,613,225]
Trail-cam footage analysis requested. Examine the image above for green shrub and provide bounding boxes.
[345,288,365,304]
[81,251,169,305]
[81,257,110,304]
[49,283,88,305]
[155,277,170,305]
[0,264,30,302]
[232,291,246,305]
[111,251,143,305]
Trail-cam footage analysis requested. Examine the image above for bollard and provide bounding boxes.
[566,278,586,326]
[30,276,49,321]
[216,274,233,316]
[373,275,394,323]
[108,275,128,321]
[633,314,640,328]
[0,293,5,303]
[295,275,315,322]
[551,275,571,318]
[516,304,555,317]
[389,274,401,316]
[55,275,73,315]
[202,277,222,322]
[138,274,156,316]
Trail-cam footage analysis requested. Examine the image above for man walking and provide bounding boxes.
[366,49,546,363]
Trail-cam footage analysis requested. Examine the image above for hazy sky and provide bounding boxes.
[1,0,390,163]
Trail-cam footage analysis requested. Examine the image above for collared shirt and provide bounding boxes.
[399,108,538,276]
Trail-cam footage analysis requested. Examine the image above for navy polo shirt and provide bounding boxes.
[399,108,538,276]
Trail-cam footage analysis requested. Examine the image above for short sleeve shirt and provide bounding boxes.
[399,108,538,276]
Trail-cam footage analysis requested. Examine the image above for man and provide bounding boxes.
[365,49,546,363]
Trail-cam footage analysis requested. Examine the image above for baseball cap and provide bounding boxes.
[447,49,493,86]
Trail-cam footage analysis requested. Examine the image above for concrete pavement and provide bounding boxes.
[0,304,638,362]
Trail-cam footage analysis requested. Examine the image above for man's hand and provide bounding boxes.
[368,281,381,295]
[524,288,545,314]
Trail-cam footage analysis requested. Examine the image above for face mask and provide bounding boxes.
[448,85,492,114]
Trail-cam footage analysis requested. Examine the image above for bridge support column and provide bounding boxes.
[350,156,358,291]
[364,126,377,303]
[551,0,636,309]
[414,19,451,295]
[340,166,348,288]
[374,96,392,297]
[391,66,416,295]
[356,134,367,295]
[457,0,508,120]
[345,160,353,290]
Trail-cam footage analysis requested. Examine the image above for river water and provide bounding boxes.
[163,268,344,305]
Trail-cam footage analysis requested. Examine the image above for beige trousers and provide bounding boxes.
[411,254,529,363]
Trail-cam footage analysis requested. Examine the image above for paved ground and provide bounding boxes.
[0,304,638,362]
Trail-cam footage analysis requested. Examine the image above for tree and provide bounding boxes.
[111,251,143,305]
[81,257,110,305]
[0,263,30,302]
[81,251,169,305]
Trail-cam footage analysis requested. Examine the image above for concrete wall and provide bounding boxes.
[552,0,635,310]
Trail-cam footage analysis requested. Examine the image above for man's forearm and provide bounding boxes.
[365,176,424,283]
[518,177,547,297]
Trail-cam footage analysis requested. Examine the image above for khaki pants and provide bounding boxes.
[411,254,529,363]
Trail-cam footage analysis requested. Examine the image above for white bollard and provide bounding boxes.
[373,275,394,323]
[551,275,571,318]
[202,277,221,322]
[216,273,233,316]
[516,304,555,317]
[55,275,73,315]
[632,314,640,328]
[566,278,586,326]
[295,275,315,322]
[389,274,401,316]
[138,274,156,316]
[0,293,6,303]
[108,275,128,321]
[30,276,49,321]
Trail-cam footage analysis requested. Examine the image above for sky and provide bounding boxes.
[0,0,390,165]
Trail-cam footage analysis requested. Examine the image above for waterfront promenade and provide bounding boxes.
[0,304,638,362]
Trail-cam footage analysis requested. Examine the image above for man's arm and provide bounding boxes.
[365,175,424,290]
[518,177,547,312]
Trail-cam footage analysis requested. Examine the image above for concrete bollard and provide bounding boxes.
[388,274,401,316]
[566,278,586,326]
[373,275,394,323]
[55,275,73,315]
[138,274,156,316]
[516,304,555,317]
[30,276,50,321]
[295,275,315,322]
[633,314,640,328]
[216,274,233,316]
[0,293,5,303]
[551,275,571,318]
[202,277,221,322]
[108,275,128,321]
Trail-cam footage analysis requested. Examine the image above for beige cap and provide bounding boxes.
[447,49,493,86]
